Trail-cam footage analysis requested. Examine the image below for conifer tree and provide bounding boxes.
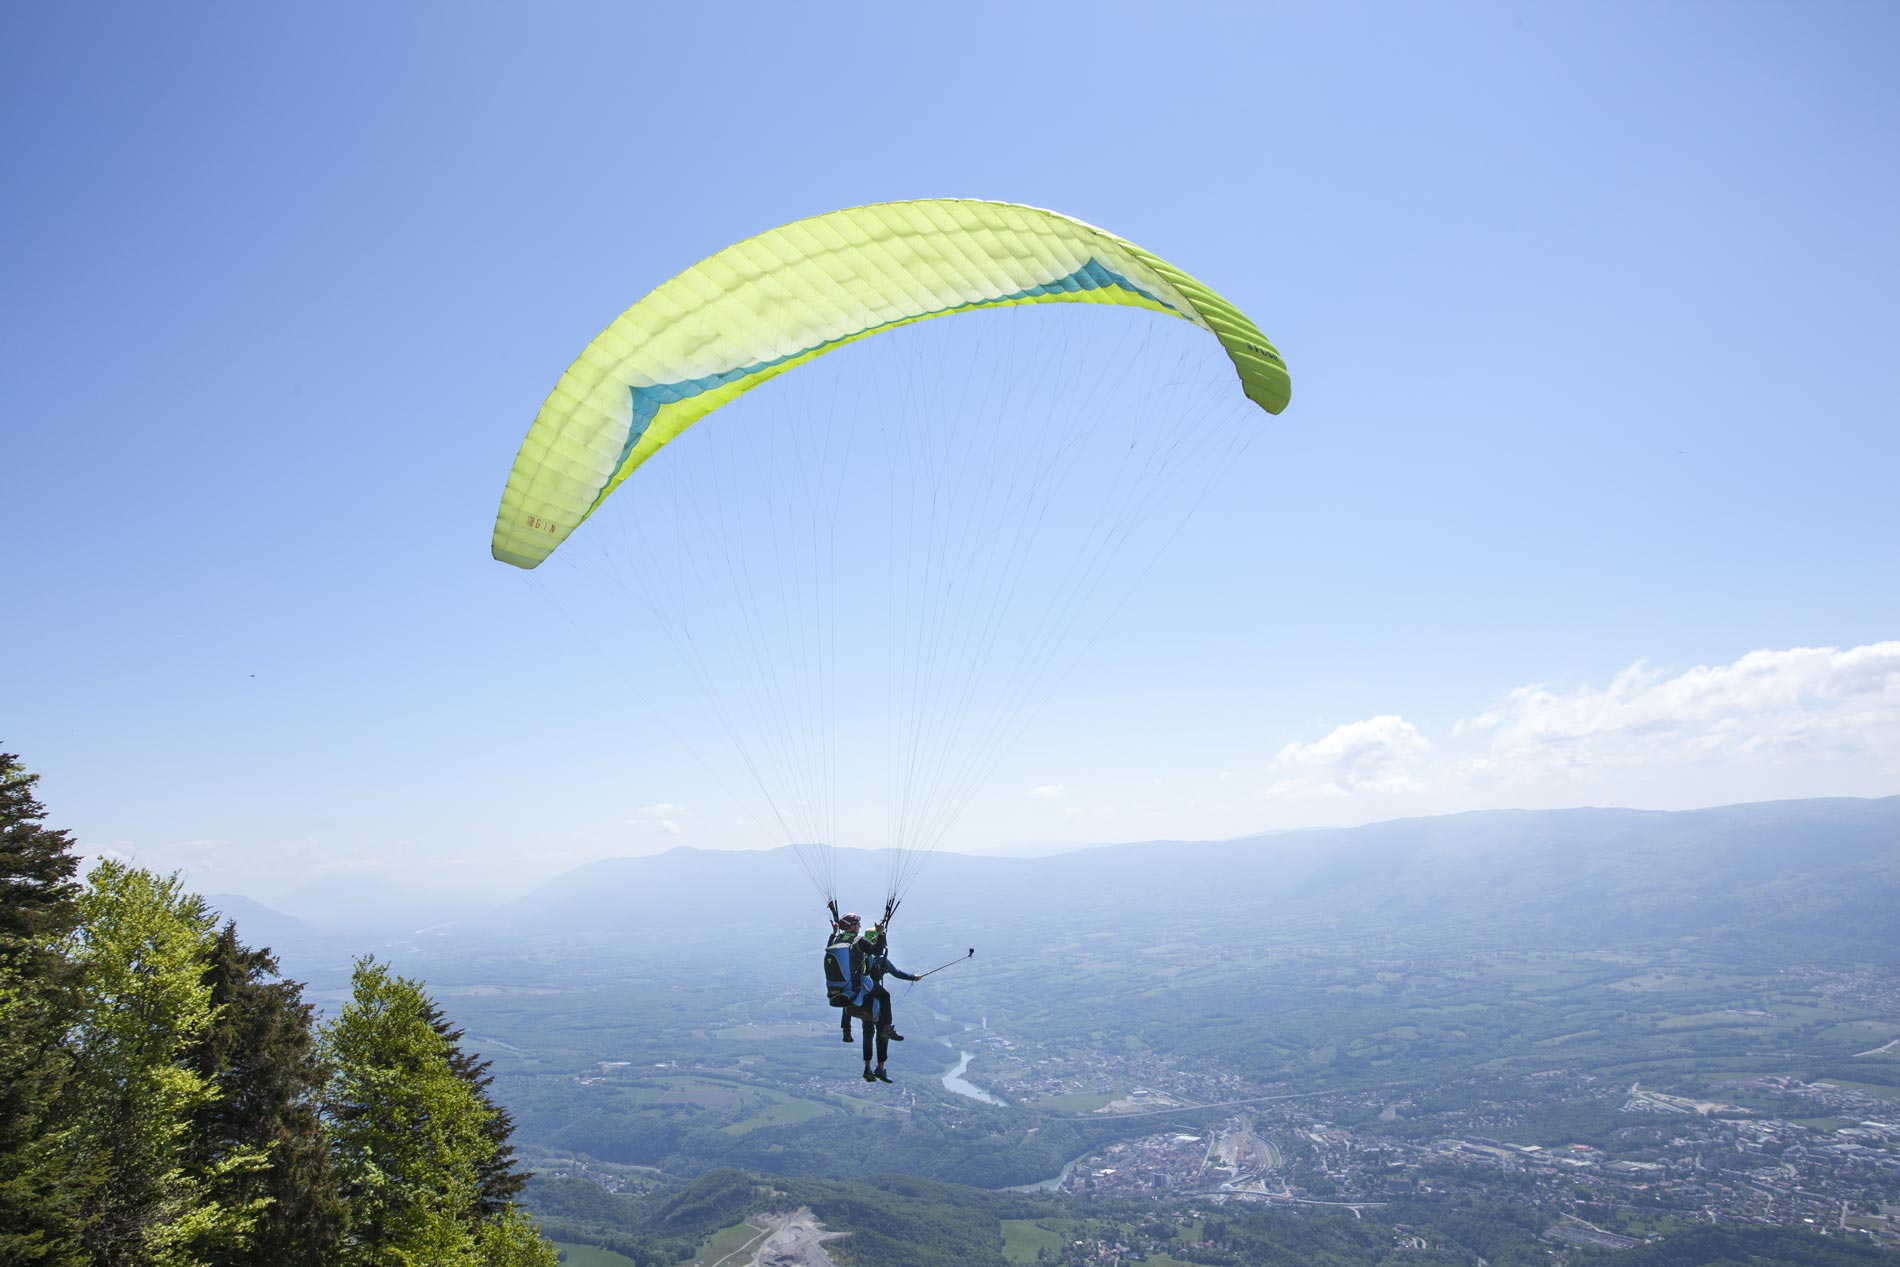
[422,995,530,1214]
[0,753,81,951]
[185,922,345,1267]
[67,862,267,1267]
[0,751,92,1265]
[324,957,554,1267]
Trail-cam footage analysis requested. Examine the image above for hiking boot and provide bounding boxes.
[874,1067,894,1083]
[862,1069,877,1083]
[842,1029,854,1043]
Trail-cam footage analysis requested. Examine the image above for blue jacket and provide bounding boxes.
[863,941,918,985]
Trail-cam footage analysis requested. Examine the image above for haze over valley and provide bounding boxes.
[200,796,1900,1261]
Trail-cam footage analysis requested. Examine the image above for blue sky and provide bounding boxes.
[5,2,1896,903]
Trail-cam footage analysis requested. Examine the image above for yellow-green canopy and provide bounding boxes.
[493,199,1289,569]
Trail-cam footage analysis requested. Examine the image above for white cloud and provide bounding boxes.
[632,802,686,836]
[1460,641,1900,775]
[1260,641,1900,808]
[1030,784,1065,798]
[1267,714,1431,799]
[85,842,138,869]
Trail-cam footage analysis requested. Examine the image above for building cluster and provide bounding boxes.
[1030,1077,1900,1251]
[1018,1213,1210,1267]
[538,1157,642,1194]
[969,1025,1261,1109]
[1788,964,1900,1021]
[1066,1131,1210,1196]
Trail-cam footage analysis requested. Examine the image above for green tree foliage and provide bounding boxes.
[471,1207,561,1267]
[650,1169,760,1235]
[517,1080,1111,1190]
[66,861,268,1267]
[527,1169,1046,1267]
[0,753,81,951]
[184,922,345,1267]
[1,752,562,1266]
[324,957,554,1267]
[422,995,530,1215]
[0,751,93,1265]
[793,1178,1011,1267]
[518,1177,696,1267]
[1570,1224,1890,1266]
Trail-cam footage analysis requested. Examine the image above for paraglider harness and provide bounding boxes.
[823,898,972,1007]
[823,899,892,1011]
[824,949,863,1010]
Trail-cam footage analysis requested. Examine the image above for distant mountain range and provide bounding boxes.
[213,796,1900,972]
[200,893,332,963]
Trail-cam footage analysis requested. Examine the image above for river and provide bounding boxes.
[933,1027,1086,1193]
[940,1049,1006,1105]
[1003,1151,1090,1193]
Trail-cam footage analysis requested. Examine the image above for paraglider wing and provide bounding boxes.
[492,199,1290,569]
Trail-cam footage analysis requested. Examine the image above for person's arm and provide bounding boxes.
[887,959,920,983]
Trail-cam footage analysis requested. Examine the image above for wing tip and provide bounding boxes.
[492,540,546,570]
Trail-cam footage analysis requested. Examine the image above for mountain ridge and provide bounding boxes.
[442,795,1900,963]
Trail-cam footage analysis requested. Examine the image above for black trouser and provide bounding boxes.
[841,989,880,1032]
[869,983,895,1036]
[843,1000,886,1064]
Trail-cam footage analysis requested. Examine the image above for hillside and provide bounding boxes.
[452,796,1900,963]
